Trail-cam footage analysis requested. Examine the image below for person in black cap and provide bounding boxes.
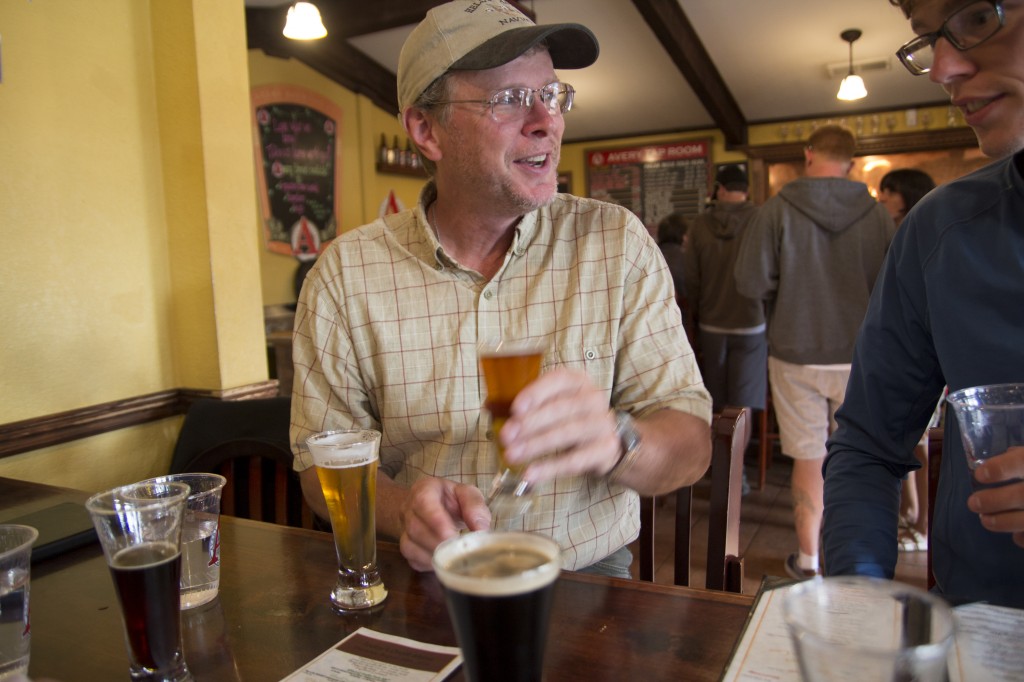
[290,1,713,576]
[683,165,764,495]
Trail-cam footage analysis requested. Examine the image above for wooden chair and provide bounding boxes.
[170,398,318,530]
[926,426,943,590]
[179,439,317,530]
[638,406,749,592]
[757,385,778,491]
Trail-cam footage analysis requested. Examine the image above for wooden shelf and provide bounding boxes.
[376,162,427,178]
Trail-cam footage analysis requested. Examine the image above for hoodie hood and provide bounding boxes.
[778,177,878,233]
[706,200,756,240]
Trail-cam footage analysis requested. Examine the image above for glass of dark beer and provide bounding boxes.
[433,531,561,682]
[86,480,192,682]
[478,339,545,520]
[306,428,387,611]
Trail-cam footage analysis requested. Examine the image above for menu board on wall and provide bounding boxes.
[585,139,711,231]
[252,85,343,260]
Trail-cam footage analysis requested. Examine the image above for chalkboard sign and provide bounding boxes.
[252,86,343,260]
[585,139,711,232]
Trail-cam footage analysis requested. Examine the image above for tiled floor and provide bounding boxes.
[627,449,928,595]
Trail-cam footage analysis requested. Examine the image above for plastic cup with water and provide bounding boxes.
[0,525,38,681]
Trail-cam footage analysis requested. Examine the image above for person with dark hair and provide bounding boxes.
[684,165,764,495]
[289,0,712,577]
[735,124,895,580]
[878,168,936,225]
[878,168,940,554]
[824,0,1024,608]
[657,211,688,310]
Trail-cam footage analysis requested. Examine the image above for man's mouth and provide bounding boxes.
[957,95,999,115]
[517,154,548,169]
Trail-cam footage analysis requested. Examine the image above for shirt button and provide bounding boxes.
[484,290,493,300]
[585,349,597,360]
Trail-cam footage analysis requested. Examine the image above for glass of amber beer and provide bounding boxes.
[306,428,387,611]
[478,339,544,518]
[86,480,192,682]
[433,531,561,682]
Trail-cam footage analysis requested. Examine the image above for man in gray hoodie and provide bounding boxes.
[735,125,895,580]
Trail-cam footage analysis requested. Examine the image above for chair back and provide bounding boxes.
[638,406,748,592]
[171,398,317,530]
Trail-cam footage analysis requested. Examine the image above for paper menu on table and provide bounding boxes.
[722,578,1024,682]
[720,584,801,681]
[948,602,1024,682]
[281,627,462,682]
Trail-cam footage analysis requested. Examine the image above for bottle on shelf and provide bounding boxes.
[406,140,419,169]
[378,133,389,166]
[386,135,399,166]
[398,137,409,167]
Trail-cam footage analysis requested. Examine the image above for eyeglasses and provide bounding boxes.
[434,82,575,121]
[895,0,1006,75]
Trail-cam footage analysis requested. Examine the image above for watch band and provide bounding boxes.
[607,409,642,483]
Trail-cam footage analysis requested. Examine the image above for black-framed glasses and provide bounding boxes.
[896,0,1006,75]
[434,82,575,121]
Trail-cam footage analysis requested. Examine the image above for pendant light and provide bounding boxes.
[836,29,867,101]
[283,2,327,41]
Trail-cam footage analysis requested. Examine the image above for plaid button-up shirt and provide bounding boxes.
[291,184,711,570]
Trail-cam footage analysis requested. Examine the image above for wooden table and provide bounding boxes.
[1,477,754,681]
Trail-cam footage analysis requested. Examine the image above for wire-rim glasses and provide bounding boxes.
[896,0,1005,75]
[434,82,575,121]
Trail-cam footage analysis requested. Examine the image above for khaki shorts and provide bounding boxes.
[768,357,850,461]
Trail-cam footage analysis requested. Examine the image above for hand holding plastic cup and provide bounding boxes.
[947,383,1024,484]
[783,576,955,682]
[86,480,193,682]
[139,473,227,610]
[0,525,38,681]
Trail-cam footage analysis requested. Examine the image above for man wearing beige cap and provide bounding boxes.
[290,0,712,577]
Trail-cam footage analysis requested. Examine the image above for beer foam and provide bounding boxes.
[434,532,560,597]
[306,430,380,466]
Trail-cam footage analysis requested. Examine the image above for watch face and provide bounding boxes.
[615,411,641,451]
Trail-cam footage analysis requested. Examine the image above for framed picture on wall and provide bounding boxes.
[252,85,343,261]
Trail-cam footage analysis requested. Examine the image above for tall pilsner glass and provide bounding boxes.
[306,429,387,610]
[86,480,192,682]
[479,339,544,518]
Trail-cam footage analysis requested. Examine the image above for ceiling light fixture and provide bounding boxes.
[283,2,327,41]
[837,29,867,101]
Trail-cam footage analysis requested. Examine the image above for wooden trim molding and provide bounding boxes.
[0,381,280,460]
[743,127,979,163]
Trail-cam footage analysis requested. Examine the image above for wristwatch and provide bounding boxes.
[607,409,643,483]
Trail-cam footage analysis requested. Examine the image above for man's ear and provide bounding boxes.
[403,108,443,164]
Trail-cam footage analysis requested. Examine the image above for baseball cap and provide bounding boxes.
[715,164,748,191]
[397,0,599,112]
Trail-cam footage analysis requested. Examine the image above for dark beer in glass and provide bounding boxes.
[86,480,192,682]
[433,531,560,682]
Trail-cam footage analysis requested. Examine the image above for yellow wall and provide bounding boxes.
[0,0,266,491]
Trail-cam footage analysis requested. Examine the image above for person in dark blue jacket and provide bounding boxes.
[823,0,1024,608]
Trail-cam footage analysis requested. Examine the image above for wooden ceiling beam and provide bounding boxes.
[245,2,535,115]
[630,0,747,147]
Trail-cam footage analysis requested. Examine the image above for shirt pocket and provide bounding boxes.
[548,342,617,396]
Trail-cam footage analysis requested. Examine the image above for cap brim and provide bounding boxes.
[451,23,599,72]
